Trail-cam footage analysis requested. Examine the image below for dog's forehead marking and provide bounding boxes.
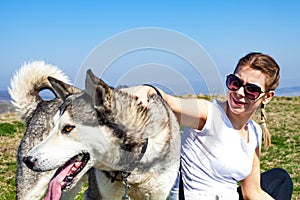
[53,110,60,122]
[53,98,73,124]
[59,101,68,117]
[57,93,81,119]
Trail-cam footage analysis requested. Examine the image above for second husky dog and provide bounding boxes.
[22,68,181,199]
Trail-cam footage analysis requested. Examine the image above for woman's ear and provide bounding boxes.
[262,90,275,105]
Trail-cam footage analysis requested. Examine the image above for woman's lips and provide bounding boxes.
[232,96,246,106]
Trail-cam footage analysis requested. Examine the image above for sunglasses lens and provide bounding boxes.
[226,74,241,91]
[244,84,261,100]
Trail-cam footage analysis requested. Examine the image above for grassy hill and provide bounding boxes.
[0,96,299,199]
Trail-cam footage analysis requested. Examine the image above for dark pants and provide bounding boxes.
[237,168,293,200]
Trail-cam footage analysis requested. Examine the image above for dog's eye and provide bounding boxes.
[62,125,75,134]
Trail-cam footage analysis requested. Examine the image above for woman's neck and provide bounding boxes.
[221,101,253,143]
[221,101,254,130]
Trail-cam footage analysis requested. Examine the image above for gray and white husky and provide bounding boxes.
[10,62,115,200]
[9,61,86,200]
[12,62,180,199]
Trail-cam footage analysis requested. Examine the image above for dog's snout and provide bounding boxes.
[23,156,37,169]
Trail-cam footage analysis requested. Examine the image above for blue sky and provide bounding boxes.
[1,0,299,95]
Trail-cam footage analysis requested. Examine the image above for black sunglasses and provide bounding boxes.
[226,74,265,100]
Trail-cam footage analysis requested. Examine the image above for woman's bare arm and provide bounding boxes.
[122,85,208,130]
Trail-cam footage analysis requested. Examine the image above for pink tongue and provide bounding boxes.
[44,163,75,200]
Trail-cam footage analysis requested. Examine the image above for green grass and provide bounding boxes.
[0,96,299,199]
[0,121,24,137]
[0,114,24,199]
[258,96,300,198]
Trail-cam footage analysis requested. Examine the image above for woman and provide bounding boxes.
[125,52,293,199]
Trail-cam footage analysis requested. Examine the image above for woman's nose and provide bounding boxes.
[235,86,246,97]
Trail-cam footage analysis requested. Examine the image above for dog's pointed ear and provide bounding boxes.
[85,69,113,107]
[48,77,81,101]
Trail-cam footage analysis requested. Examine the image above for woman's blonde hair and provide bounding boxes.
[234,52,280,149]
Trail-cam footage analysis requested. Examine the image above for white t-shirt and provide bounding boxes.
[169,100,262,200]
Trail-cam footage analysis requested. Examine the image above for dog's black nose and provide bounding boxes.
[23,156,37,169]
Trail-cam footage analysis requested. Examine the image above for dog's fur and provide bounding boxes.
[9,61,86,200]
[11,62,180,199]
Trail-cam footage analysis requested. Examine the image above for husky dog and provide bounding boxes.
[9,61,85,200]
[22,69,181,199]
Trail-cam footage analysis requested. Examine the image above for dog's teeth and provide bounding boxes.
[71,166,77,172]
[74,162,81,167]
[77,154,83,161]
[66,181,72,187]
[61,181,67,187]
[66,176,73,181]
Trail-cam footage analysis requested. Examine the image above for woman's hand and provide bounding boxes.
[121,85,208,130]
[120,85,158,107]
